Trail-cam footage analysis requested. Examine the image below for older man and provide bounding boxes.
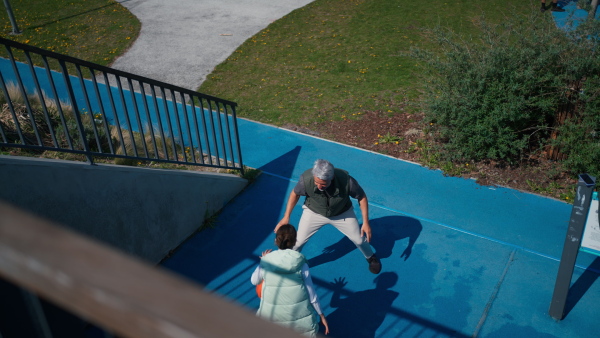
[275,159,382,274]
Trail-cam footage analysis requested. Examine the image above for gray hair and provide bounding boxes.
[312,159,334,181]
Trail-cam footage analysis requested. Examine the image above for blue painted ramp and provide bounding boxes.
[160,6,600,336]
[162,119,600,337]
[553,1,600,30]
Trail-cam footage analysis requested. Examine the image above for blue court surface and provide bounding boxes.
[160,3,600,336]
[553,1,600,30]
[161,117,600,337]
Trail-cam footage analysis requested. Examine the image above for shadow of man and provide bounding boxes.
[326,272,399,338]
[308,216,422,268]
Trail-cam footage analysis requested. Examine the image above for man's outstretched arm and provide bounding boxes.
[275,190,301,232]
[358,195,371,242]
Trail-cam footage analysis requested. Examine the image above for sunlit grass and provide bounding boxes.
[0,0,140,66]
[199,0,533,127]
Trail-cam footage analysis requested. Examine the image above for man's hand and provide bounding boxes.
[358,195,371,242]
[360,221,372,242]
[275,191,301,233]
[274,217,289,233]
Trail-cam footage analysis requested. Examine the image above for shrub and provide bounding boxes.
[552,76,600,176]
[410,10,600,177]
[0,85,112,153]
[110,124,183,165]
[551,17,600,177]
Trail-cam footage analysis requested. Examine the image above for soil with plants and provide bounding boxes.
[1,98,577,202]
[283,108,577,202]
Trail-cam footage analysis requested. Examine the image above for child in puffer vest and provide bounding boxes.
[251,224,329,337]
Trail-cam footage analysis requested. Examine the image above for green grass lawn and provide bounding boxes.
[0,0,535,126]
[0,0,576,199]
[0,0,140,66]
[199,0,535,126]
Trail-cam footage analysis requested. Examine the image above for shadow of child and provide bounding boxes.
[325,272,399,338]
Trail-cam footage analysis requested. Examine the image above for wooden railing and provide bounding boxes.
[0,202,303,338]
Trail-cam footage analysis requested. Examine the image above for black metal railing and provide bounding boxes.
[0,37,243,173]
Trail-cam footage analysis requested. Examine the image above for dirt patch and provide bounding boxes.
[284,110,576,202]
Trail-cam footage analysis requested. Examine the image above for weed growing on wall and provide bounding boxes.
[0,84,110,151]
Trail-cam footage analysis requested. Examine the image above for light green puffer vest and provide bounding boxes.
[257,250,318,337]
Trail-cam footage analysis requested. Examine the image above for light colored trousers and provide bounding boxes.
[293,205,374,258]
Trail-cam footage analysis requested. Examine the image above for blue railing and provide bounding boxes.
[0,37,244,173]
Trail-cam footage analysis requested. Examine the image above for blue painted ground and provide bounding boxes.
[161,118,600,337]
[553,1,600,29]
[162,3,600,336]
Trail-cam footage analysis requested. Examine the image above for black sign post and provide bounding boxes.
[549,174,596,321]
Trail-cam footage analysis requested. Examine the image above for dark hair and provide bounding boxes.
[275,224,297,250]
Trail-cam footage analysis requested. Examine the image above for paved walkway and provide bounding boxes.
[113,0,314,90]
[112,1,600,336]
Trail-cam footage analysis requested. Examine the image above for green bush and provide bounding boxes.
[551,18,600,177]
[553,77,600,176]
[411,11,600,176]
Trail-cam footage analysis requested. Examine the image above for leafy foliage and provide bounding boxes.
[553,77,600,176]
[0,85,112,152]
[551,17,600,177]
[411,11,600,178]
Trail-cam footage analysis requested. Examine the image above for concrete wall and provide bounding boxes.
[0,156,248,263]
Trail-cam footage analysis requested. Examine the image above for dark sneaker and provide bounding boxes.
[551,6,565,12]
[367,254,382,274]
[540,6,547,12]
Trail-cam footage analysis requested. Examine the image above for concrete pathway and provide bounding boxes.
[113,0,314,90]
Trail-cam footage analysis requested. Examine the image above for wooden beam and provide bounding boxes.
[0,202,303,338]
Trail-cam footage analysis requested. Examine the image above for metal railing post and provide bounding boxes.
[21,289,53,338]
[230,104,244,173]
[3,0,21,35]
[58,59,94,164]
[549,174,596,320]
